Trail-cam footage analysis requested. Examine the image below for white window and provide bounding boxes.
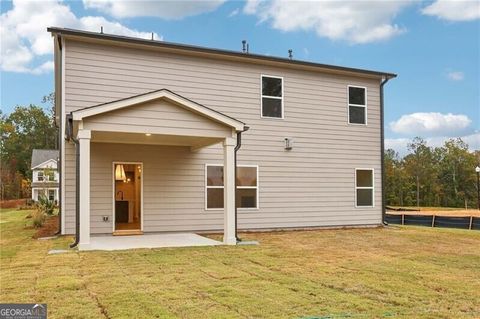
[205,164,259,210]
[236,166,258,209]
[348,86,367,125]
[206,165,224,209]
[355,169,374,207]
[46,171,55,181]
[261,75,283,119]
[48,189,55,201]
[37,171,44,182]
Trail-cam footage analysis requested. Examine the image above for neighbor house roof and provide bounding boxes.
[31,149,59,169]
[47,27,397,80]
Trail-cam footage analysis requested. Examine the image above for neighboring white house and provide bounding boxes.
[31,149,59,203]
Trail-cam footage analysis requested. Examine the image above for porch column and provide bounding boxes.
[78,129,91,250]
[223,137,236,245]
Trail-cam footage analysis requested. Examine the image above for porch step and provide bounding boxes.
[113,230,144,236]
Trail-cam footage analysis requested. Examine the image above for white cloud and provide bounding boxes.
[31,61,55,75]
[243,0,411,44]
[229,8,240,18]
[462,132,480,150]
[422,0,480,21]
[244,0,261,15]
[83,0,225,19]
[386,132,480,156]
[385,137,411,156]
[1,0,159,74]
[389,112,472,136]
[447,71,464,81]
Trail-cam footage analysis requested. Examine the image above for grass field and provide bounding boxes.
[1,208,480,318]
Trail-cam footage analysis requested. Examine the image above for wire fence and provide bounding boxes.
[386,213,480,230]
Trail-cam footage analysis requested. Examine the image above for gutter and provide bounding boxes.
[55,34,63,235]
[234,126,250,242]
[380,75,395,225]
[65,114,80,248]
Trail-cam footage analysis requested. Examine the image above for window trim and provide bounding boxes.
[37,171,44,182]
[48,189,55,201]
[261,74,284,120]
[205,164,259,211]
[354,168,375,208]
[347,85,368,125]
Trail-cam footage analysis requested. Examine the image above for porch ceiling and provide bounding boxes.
[91,131,224,149]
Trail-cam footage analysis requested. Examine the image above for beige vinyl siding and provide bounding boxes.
[63,39,382,234]
[90,143,223,233]
[83,99,232,138]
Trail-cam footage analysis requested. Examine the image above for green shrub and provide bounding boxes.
[32,209,46,228]
[37,195,55,216]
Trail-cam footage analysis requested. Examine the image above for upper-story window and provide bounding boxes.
[37,171,55,182]
[348,86,367,125]
[261,75,283,119]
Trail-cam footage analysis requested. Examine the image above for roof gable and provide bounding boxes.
[31,149,59,169]
[32,158,58,170]
[71,89,245,132]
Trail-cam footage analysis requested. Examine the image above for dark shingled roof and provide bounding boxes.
[31,149,59,169]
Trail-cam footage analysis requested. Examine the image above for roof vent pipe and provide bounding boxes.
[151,32,154,41]
[288,49,293,60]
[100,26,103,34]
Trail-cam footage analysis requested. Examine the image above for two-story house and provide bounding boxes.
[48,27,396,250]
[31,149,59,203]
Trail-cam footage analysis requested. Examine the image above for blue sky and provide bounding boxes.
[1,0,479,155]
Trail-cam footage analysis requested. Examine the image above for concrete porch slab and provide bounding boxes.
[83,233,222,251]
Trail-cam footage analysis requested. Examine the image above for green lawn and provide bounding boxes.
[1,209,479,319]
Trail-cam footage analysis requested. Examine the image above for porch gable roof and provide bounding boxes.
[71,89,245,132]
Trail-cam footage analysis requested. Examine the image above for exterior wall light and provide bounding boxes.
[284,138,293,150]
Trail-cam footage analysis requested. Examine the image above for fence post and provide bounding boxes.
[469,216,473,230]
[431,215,435,228]
[401,214,405,225]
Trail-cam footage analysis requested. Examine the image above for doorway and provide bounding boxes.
[113,162,142,233]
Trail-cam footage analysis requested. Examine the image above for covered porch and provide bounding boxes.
[68,89,246,250]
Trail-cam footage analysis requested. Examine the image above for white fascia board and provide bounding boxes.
[71,90,245,131]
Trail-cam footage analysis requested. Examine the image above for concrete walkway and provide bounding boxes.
[85,233,222,251]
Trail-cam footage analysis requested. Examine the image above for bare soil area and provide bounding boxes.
[32,215,59,238]
[387,208,480,217]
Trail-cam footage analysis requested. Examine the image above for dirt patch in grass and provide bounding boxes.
[388,209,480,217]
[32,215,59,239]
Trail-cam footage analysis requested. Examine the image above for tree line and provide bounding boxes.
[1,96,57,199]
[385,137,480,209]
